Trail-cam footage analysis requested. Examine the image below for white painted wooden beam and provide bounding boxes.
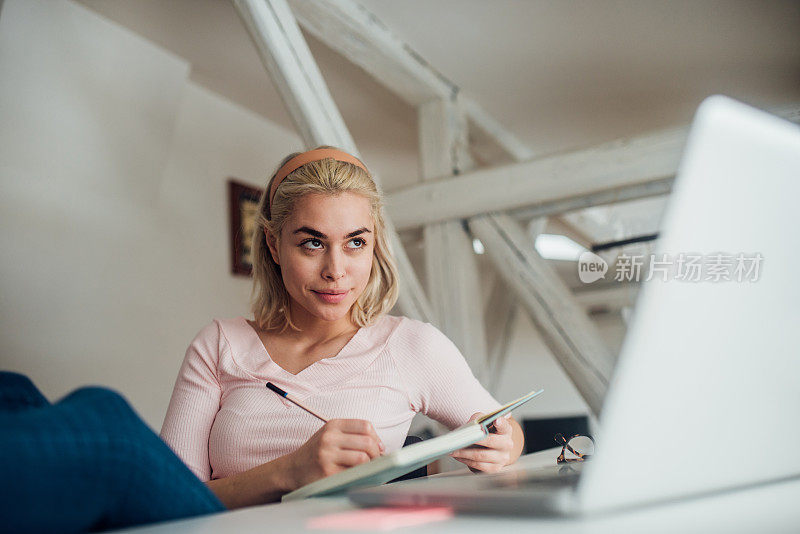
[389,127,687,230]
[418,98,475,178]
[511,178,675,226]
[288,0,454,105]
[234,0,356,152]
[390,104,800,230]
[469,213,614,416]
[289,0,529,157]
[420,98,487,377]
[234,0,433,323]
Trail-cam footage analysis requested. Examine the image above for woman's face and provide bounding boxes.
[267,192,375,326]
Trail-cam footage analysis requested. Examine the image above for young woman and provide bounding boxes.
[161,147,524,509]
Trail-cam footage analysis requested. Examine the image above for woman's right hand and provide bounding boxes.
[283,419,385,490]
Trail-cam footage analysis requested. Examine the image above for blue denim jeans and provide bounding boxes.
[0,372,224,533]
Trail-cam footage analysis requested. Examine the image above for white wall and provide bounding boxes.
[0,0,301,428]
[0,0,595,433]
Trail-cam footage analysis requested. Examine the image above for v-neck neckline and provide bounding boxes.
[222,315,395,402]
[240,316,369,381]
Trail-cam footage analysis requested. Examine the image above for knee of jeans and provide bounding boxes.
[0,372,46,398]
[0,371,35,388]
[0,372,49,409]
[62,387,145,429]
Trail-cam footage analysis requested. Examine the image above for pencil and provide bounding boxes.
[266,382,329,423]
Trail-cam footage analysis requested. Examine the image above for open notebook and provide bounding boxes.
[282,389,544,501]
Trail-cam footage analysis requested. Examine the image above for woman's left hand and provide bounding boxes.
[450,412,514,474]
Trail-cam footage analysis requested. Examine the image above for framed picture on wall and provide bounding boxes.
[228,179,263,276]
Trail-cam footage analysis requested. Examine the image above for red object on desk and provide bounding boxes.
[307,506,454,531]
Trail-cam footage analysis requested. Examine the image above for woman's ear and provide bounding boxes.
[265,228,280,266]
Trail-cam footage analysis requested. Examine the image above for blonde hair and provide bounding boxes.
[251,147,399,331]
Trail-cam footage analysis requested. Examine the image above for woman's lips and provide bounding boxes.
[312,290,349,304]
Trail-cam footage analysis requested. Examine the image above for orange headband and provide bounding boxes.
[266,148,369,220]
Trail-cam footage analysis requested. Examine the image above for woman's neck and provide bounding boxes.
[277,304,358,346]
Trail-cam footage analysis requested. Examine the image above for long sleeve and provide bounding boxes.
[388,319,502,430]
[160,321,223,481]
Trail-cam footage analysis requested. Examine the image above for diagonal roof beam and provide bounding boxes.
[234,0,433,323]
[289,0,521,155]
[235,0,356,151]
[469,213,614,416]
[289,0,454,104]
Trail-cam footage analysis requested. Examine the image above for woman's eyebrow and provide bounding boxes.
[292,226,372,239]
[293,226,326,238]
[346,228,372,238]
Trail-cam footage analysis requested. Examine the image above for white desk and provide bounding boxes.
[125,449,800,533]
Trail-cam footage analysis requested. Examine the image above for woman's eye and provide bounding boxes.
[347,238,366,249]
[302,239,323,250]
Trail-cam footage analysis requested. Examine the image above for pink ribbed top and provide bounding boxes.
[160,315,501,481]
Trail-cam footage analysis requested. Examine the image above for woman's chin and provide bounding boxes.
[291,292,361,324]
[304,301,353,323]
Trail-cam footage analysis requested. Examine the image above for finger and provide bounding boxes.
[492,415,512,434]
[333,449,373,468]
[336,433,383,459]
[487,415,513,435]
[454,457,502,473]
[472,433,514,450]
[331,419,385,452]
[330,418,372,433]
[467,431,513,450]
[467,412,484,424]
[450,446,508,465]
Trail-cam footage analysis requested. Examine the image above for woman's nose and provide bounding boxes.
[322,250,345,281]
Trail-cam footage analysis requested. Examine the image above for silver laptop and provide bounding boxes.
[350,95,800,515]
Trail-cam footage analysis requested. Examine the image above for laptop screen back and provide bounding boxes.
[578,96,800,512]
